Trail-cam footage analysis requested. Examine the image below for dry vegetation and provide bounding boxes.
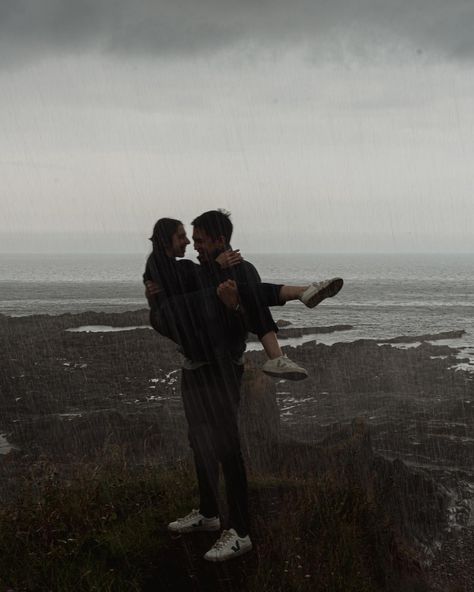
[0,451,433,592]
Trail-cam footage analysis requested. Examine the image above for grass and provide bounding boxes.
[0,457,430,592]
[0,458,196,592]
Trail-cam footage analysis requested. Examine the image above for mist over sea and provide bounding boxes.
[1,252,473,350]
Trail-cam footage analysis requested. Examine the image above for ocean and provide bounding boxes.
[1,252,474,356]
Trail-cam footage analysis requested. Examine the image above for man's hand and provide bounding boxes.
[215,249,243,269]
[217,279,240,310]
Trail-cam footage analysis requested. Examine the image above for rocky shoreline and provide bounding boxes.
[0,309,472,468]
[0,310,473,589]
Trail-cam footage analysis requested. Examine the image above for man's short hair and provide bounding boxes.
[192,209,233,243]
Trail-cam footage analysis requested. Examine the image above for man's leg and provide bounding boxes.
[210,360,249,537]
[179,368,221,524]
[220,447,249,538]
[176,363,250,545]
[201,360,253,561]
[189,425,220,519]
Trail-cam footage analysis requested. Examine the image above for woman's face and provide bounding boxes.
[170,224,190,258]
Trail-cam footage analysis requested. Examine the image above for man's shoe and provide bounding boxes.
[262,355,308,381]
[168,509,220,534]
[204,528,253,562]
[300,278,344,308]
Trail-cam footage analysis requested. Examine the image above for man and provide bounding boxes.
[167,210,257,561]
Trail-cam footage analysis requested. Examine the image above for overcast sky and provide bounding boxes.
[1,0,473,253]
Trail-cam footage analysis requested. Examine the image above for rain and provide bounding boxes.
[0,1,474,590]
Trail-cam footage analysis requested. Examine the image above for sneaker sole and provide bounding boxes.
[262,369,308,381]
[304,278,344,308]
[204,543,253,562]
[168,523,221,534]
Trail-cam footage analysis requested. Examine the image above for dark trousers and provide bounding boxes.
[151,282,284,359]
[238,282,283,339]
[181,360,248,537]
[150,290,219,361]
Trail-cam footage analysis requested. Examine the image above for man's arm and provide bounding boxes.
[215,262,262,322]
[235,260,262,285]
[216,265,267,321]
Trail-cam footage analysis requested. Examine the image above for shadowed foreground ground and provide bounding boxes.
[0,425,450,592]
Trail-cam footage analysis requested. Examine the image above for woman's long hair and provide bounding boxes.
[149,218,182,254]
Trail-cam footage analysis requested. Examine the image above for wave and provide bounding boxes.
[322,302,474,308]
[1,299,474,318]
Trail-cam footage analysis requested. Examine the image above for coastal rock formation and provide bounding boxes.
[239,363,280,470]
[1,312,473,588]
[249,419,450,585]
[248,323,353,341]
[379,330,466,344]
[276,319,291,327]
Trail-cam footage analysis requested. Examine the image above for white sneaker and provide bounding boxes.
[168,509,220,534]
[300,277,344,308]
[204,528,253,562]
[262,354,308,381]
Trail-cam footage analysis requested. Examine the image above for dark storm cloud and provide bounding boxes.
[1,0,473,65]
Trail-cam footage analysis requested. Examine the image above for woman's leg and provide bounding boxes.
[154,277,342,365]
[235,282,305,306]
[217,280,308,380]
[260,332,283,359]
[253,280,344,307]
[278,285,307,302]
[153,296,215,361]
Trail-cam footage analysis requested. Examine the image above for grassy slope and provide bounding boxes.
[0,457,432,592]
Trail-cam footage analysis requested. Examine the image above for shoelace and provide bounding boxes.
[212,530,234,549]
[177,509,199,523]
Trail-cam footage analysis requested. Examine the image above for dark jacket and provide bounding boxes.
[143,251,199,302]
[143,250,260,362]
[195,256,263,360]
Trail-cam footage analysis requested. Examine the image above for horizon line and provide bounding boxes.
[2,251,474,256]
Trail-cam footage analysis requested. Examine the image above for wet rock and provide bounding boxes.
[380,330,466,344]
[255,419,450,566]
[239,362,280,470]
[248,324,353,341]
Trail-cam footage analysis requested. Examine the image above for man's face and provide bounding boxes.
[170,224,190,258]
[192,226,225,263]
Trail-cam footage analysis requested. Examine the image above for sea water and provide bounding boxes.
[1,253,473,350]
